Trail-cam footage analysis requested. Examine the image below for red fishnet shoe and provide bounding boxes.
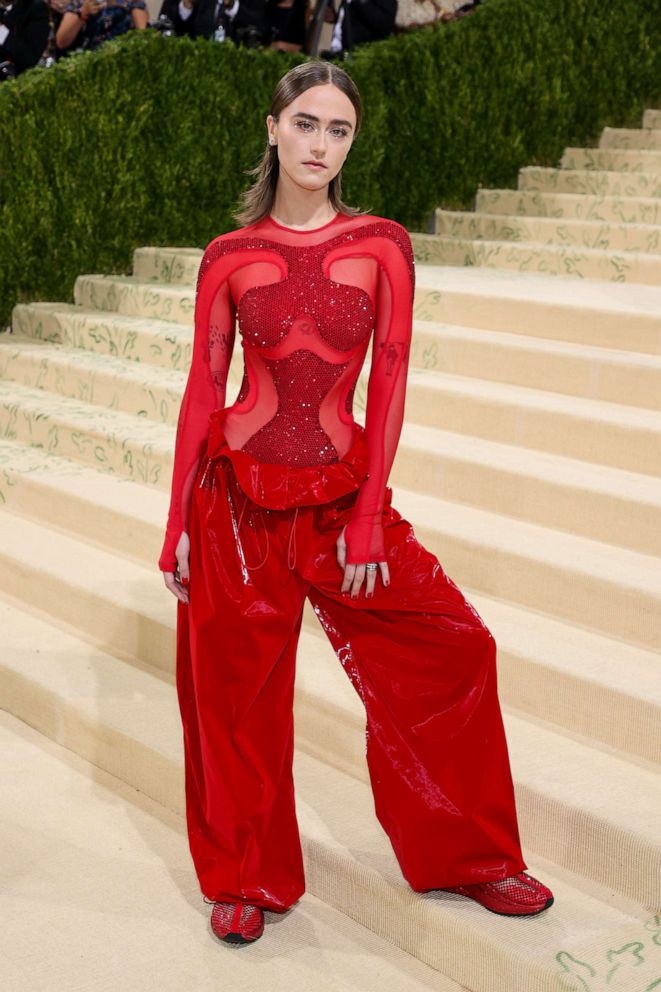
[209,900,265,943]
[442,871,554,916]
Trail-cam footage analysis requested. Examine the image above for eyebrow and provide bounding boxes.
[291,112,354,129]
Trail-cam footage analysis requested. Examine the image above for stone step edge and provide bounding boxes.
[4,356,661,446]
[5,411,659,539]
[519,165,661,178]
[4,369,661,512]
[22,269,661,324]
[411,231,661,266]
[12,302,661,373]
[436,207,661,237]
[0,337,188,387]
[476,188,661,208]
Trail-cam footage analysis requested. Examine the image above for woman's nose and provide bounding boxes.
[310,134,327,154]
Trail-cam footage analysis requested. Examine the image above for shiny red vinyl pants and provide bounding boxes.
[175,410,528,913]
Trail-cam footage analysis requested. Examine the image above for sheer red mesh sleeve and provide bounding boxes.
[342,223,415,565]
[158,237,237,572]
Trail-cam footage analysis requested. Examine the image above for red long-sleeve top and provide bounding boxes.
[158,210,416,573]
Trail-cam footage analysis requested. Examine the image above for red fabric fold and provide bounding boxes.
[203,409,370,510]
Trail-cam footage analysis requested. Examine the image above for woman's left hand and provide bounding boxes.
[337,526,390,598]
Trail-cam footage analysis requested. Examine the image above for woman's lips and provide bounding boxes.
[303,162,327,169]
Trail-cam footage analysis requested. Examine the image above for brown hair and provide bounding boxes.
[233,58,369,227]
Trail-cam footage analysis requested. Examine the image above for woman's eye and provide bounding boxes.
[295,121,348,139]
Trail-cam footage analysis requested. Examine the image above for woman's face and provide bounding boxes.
[267,83,356,192]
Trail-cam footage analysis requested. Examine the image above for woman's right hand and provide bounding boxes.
[162,531,191,603]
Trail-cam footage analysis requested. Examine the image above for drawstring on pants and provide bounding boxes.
[235,495,300,572]
[236,493,270,571]
[204,456,302,573]
[287,506,299,571]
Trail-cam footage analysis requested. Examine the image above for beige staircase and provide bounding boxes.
[413,108,661,284]
[1,106,660,992]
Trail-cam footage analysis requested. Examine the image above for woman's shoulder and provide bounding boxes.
[359,215,415,268]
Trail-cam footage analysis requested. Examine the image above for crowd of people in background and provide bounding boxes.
[0,0,483,82]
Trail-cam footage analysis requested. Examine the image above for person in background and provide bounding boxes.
[159,0,265,45]
[43,0,84,59]
[0,0,49,75]
[322,0,396,58]
[55,0,147,53]
[265,0,308,51]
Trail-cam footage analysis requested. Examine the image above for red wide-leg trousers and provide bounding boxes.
[175,412,527,913]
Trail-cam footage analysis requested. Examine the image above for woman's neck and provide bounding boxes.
[271,176,337,230]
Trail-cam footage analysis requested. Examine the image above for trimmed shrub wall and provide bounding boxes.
[0,0,659,325]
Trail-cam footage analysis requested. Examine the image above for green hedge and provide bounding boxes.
[1,0,659,326]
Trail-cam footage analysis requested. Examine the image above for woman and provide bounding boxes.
[159,59,554,946]
[55,0,147,53]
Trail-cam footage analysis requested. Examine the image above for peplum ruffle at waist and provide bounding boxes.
[202,409,369,509]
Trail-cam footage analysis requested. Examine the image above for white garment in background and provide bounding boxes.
[0,6,12,47]
[178,0,239,21]
[329,0,350,52]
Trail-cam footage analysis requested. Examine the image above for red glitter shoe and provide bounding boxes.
[442,871,554,916]
[209,901,265,943]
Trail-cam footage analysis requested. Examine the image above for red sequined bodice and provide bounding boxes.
[158,210,415,571]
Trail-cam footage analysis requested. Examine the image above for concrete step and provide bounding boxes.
[393,487,661,652]
[0,337,186,426]
[10,304,661,414]
[132,245,202,286]
[434,208,661,255]
[642,109,661,129]
[474,188,661,225]
[560,147,661,172]
[17,267,661,359]
[408,320,661,411]
[412,266,661,353]
[10,301,193,372]
[397,421,661,556]
[0,378,173,487]
[0,710,459,992]
[0,476,659,751]
[74,274,195,326]
[518,166,661,198]
[1,602,658,992]
[410,231,661,285]
[598,126,661,150]
[12,282,661,388]
[0,438,166,564]
[4,336,660,482]
[402,368,661,476]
